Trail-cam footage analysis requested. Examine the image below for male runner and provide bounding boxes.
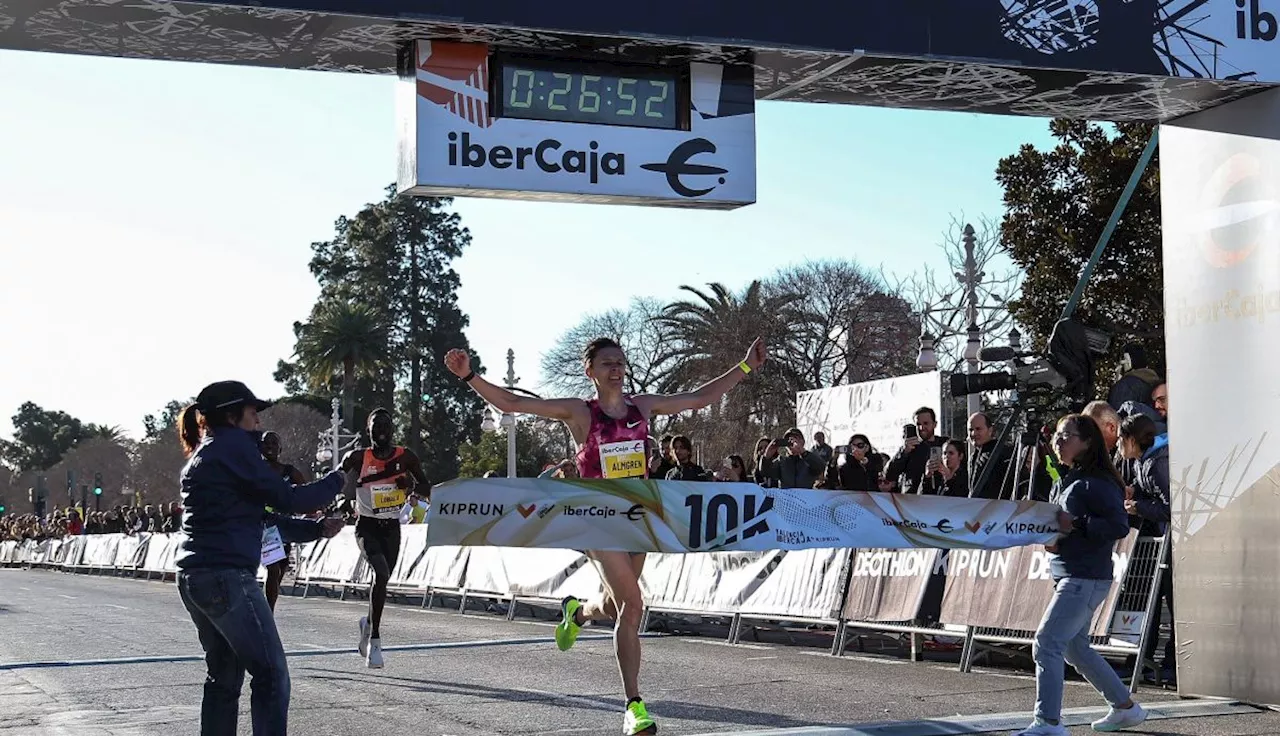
[342,408,428,668]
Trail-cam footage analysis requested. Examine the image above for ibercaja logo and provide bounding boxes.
[1195,152,1279,269]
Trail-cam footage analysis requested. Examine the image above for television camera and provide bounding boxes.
[948,318,1109,403]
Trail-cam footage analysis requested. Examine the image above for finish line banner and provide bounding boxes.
[425,479,1062,553]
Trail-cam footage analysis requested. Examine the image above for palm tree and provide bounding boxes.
[83,424,128,444]
[656,281,801,426]
[294,300,391,431]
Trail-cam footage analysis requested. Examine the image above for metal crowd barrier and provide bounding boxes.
[1,527,1171,692]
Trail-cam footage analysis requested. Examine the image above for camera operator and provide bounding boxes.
[967,412,1011,499]
[769,428,826,489]
[1107,343,1162,412]
[885,407,948,493]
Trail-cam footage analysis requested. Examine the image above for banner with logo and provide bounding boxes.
[795,372,941,460]
[400,41,756,209]
[425,478,1062,553]
[939,530,1138,635]
[842,548,941,622]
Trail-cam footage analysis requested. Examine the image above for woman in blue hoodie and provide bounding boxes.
[176,381,354,736]
[1119,413,1174,682]
[1015,414,1147,736]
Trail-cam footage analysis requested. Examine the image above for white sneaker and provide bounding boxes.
[1013,719,1069,736]
[366,638,384,669]
[358,617,370,658]
[1092,703,1147,732]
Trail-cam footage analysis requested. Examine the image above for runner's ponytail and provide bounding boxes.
[178,404,203,458]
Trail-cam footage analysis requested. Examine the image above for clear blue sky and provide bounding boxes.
[0,49,1057,441]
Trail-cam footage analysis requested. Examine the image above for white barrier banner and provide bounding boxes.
[796,372,941,462]
[426,478,1063,553]
[738,548,850,621]
[642,551,781,612]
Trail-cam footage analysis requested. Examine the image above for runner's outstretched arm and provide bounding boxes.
[637,338,766,416]
[444,349,583,422]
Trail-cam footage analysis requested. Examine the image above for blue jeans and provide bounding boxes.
[1033,577,1131,723]
[178,568,291,736]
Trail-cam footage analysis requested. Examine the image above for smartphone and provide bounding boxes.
[903,424,919,440]
[835,445,849,454]
[930,446,944,463]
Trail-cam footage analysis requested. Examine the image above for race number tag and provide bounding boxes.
[600,440,647,479]
[261,525,286,566]
[372,484,406,512]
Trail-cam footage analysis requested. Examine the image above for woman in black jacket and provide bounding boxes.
[1118,415,1170,536]
[825,434,883,491]
[1015,414,1146,736]
[176,381,354,736]
[1118,413,1175,682]
[924,439,969,497]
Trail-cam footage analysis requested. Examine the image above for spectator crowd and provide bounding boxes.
[1,502,184,542]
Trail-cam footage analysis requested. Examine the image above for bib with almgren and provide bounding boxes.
[575,398,650,480]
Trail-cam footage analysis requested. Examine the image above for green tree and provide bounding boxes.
[292,300,391,433]
[657,281,799,427]
[84,424,129,444]
[766,260,919,388]
[457,421,558,479]
[279,186,484,483]
[0,402,91,472]
[143,399,190,442]
[996,120,1163,384]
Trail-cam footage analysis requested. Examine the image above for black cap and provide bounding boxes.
[195,381,271,413]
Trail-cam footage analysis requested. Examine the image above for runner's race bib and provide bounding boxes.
[371,483,406,512]
[600,440,647,479]
[261,525,286,566]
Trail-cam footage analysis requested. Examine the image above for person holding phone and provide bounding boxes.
[825,434,883,491]
[769,428,826,489]
[921,440,968,496]
[885,407,949,493]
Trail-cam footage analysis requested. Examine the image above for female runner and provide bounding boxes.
[444,336,766,735]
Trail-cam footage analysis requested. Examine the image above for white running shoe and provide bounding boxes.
[1092,703,1148,732]
[1012,719,1068,736]
[358,616,370,658]
[366,638,384,669]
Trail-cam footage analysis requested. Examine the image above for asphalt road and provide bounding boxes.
[2,568,1277,736]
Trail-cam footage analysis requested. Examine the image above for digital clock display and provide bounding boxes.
[497,58,683,130]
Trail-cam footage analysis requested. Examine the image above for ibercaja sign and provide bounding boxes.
[396,40,757,209]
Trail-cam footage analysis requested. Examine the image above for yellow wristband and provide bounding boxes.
[738,361,752,375]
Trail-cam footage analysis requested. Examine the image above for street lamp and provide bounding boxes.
[964,322,982,415]
[916,331,938,372]
[478,349,566,478]
[315,398,359,471]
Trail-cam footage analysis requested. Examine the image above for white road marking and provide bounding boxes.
[684,639,772,650]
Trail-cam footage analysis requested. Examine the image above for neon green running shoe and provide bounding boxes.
[555,596,582,652]
[623,698,657,735]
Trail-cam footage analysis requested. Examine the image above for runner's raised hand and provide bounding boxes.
[444,349,472,379]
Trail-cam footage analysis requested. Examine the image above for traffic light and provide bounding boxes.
[0,498,7,515]
[93,472,103,496]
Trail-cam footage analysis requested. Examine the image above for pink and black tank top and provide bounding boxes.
[575,398,650,480]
